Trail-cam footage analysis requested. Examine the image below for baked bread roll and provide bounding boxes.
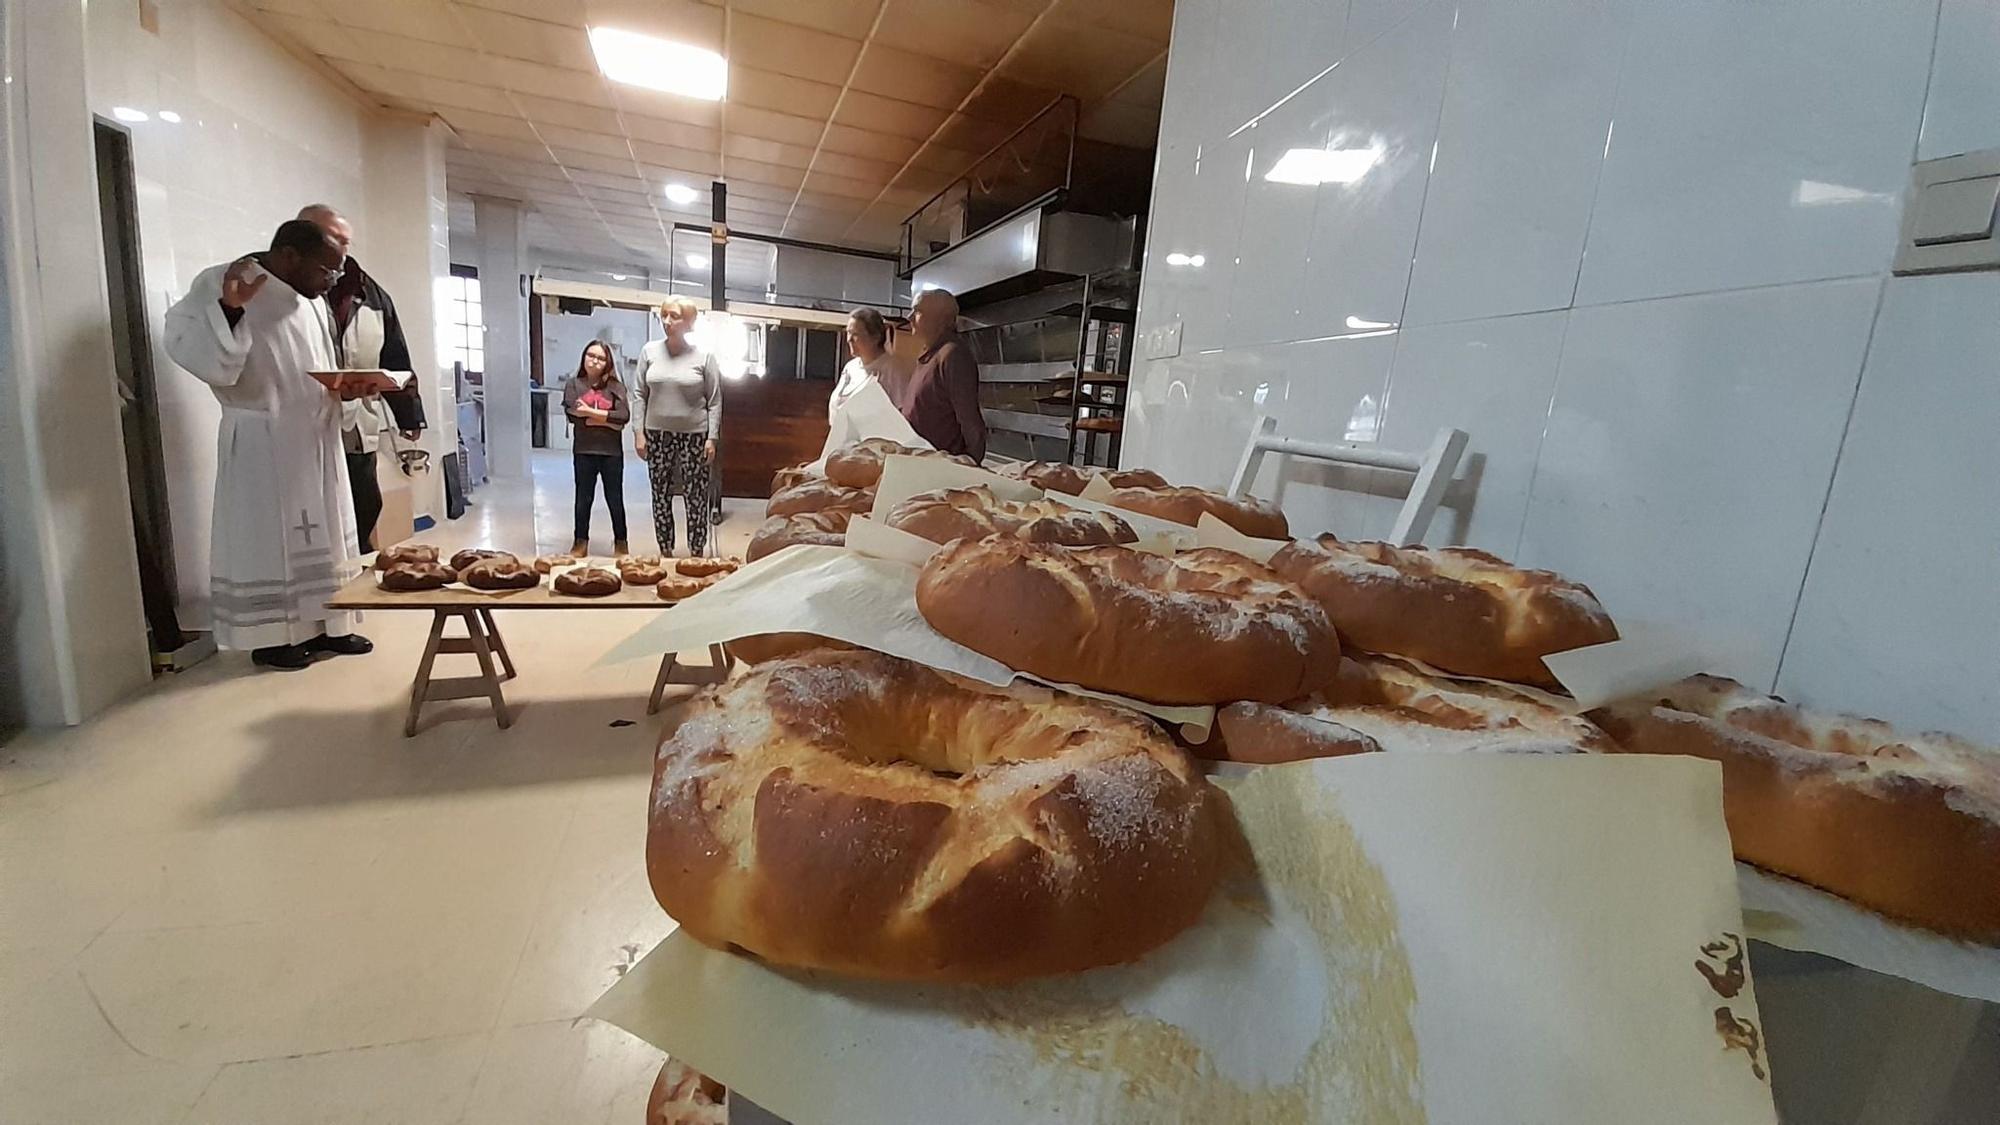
[998,460,1169,496]
[646,1058,726,1125]
[373,543,439,571]
[617,556,672,585]
[766,479,874,518]
[459,556,539,590]
[917,539,1339,705]
[770,462,820,495]
[824,437,976,488]
[647,649,1232,981]
[552,566,622,597]
[1270,535,1616,688]
[377,560,452,591]
[675,556,740,578]
[887,485,1137,547]
[1209,656,1614,764]
[448,547,509,572]
[532,553,577,574]
[1591,677,2000,943]
[657,571,722,600]
[747,510,849,562]
[1104,484,1289,539]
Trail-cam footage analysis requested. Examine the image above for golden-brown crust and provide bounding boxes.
[448,548,509,572]
[1590,676,2000,943]
[675,556,741,578]
[916,540,1339,705]
[1269,535,1617,688]
[1104,484,1290,539]
[725,632,856,664]
[747,511,850,562]
[997,461,1170,496]
[459,556,539,589]
[552,566,622,596]
[766,479,875,518]
[532,554,577,574]
[617,556,672,585]
[646,1058,726,1125]
[1207,656,1613,764]
[374,543,439,570]
[886,485,1137,547]
[377,560,453,591]
[647,650,1232,981]
[824,438,975,489]
[657,571,721,600]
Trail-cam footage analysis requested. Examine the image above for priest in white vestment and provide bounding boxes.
[164,219,373,670]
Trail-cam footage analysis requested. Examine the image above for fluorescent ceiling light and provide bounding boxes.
[611,274,627,281]
[685,253,710,271]
[157,109,182,124]
[663,182,699,206]
[589,27,726,100]
[1163,252,1206,267]
[111,106,148,123]
[1266,145,1383,186]
[1345,315,1396,330]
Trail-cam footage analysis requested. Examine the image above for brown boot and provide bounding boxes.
[570,539,587,556]
[613,540,630,557]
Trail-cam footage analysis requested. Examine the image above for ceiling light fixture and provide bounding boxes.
[1266,144,1384,186]
[685,253,710,271]
[157,109,182,124]
[663,182,699,206]
[111,106,148,123]
[589,27,727,100]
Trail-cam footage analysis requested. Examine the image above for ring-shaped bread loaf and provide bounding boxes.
[1268,535,1616,688]
[747,510,850,562]
[646,649,1232,981]
[553,566,622,596]
[766,479,874,518]
[459,556,539,590]
[824,438,975,489]
[1103,485,1290,539]
[917,539,1339,705]
[998,461,1169,496]
[887,485,1137,546]
[378,560,453,591]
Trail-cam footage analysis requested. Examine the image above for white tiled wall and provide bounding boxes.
[1132,0,1999,741]
[83,1,436,629]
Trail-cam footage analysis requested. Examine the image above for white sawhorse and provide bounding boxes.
[1227,415,1469,546]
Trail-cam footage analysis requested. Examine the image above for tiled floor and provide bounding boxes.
[1,452,759,1123]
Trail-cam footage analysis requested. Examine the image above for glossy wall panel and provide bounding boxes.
[1776,274,2000,743]
[1918,0,2000,160]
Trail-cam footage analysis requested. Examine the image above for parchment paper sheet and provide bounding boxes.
[593,754,1777,1125]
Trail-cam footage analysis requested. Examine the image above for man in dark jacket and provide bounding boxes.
[895,288,986,462]
[298,205,427,552]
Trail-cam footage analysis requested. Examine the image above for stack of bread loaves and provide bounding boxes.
[650,439,2000,987]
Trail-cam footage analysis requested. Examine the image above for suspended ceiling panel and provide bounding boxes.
[239,0,1170,271]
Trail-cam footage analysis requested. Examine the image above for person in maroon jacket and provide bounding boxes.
[895,288,986,462]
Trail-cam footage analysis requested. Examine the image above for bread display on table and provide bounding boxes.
[552,566,622,597]
[458,555,539,590]
[998,460,1169,496]
[747,510,850,562]
[1104,484,1290,539]
[532,553,578,574]
[647,649,1232,981]
[766,479,874,519]
[886,485,1138,547]
[617,556,672,586]
[825,437,975,489]
[377,560,453,591]
[448,547,509,573]
[374,543,439,571]
[676,556,740,579]
[1209,655,1615,765]
[917,539,1338,705]
[1270,535,1617,688]
[1591,676,2000,943]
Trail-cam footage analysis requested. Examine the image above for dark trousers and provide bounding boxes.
[574,451,629,543]
[346,450,381,553]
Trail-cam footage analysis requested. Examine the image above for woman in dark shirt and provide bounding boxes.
[562,340,632,555]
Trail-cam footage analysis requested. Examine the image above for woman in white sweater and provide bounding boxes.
[631,296,722,556]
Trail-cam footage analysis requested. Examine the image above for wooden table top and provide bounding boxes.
[327,570,684,611]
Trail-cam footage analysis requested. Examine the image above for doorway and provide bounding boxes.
[93,118,185,660]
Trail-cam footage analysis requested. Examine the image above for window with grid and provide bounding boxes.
[444,266,483,375]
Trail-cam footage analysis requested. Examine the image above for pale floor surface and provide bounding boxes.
[1,452,761,1123]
